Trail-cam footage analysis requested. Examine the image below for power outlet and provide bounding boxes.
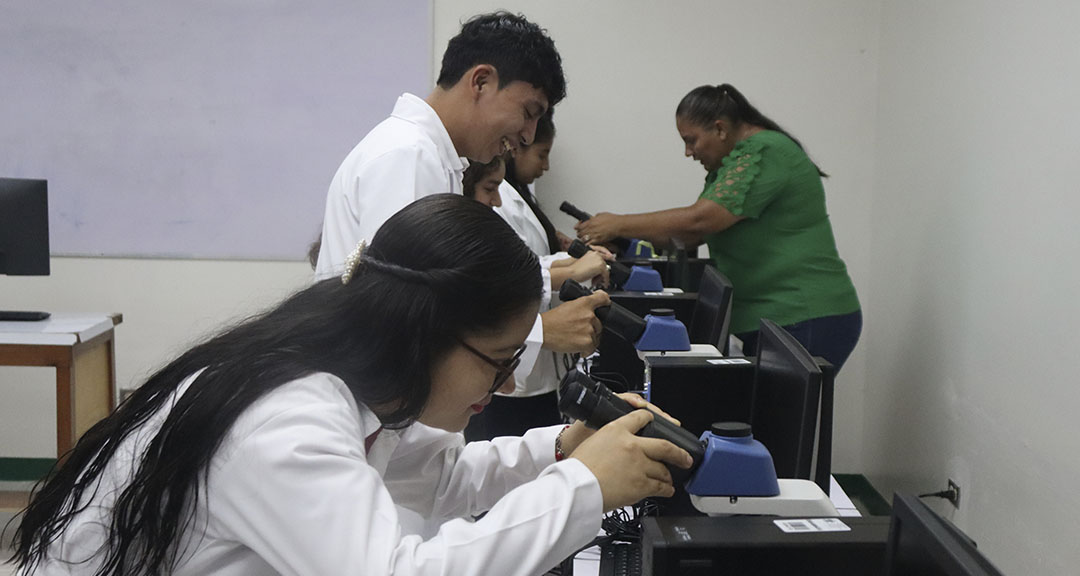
[946,479,961,509]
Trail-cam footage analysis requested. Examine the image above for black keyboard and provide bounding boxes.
[599,541,642,576]
[0,310,51,322]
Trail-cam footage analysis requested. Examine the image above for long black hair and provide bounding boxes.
[503,110,561,254]
[676,84,828,177]
[10,194,542,575]
[504,109,556,193]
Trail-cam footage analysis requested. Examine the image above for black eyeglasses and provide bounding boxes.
[458,340,528,396]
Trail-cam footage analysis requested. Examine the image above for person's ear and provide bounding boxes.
[468,64,498,100]
[714,118,730,140]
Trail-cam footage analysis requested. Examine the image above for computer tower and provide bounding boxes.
[644,351,835,495]
[643,355,756,438]
[642,515,890,576]
[609,291,698,323]
[592,291,699,392]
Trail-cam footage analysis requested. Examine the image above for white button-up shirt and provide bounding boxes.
[313,93,547,380]
[315,93,467,281]
[35,372,603,576]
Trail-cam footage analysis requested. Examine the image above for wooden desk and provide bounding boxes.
[0,314,122,456]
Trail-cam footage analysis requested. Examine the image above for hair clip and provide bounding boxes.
[341,239,367,285]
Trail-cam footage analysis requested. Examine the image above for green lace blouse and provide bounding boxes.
[700,130,859,334]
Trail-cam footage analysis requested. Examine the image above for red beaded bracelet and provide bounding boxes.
[554,425,571,461]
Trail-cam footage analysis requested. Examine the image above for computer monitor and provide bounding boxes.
[0,177,51,321]
[688,266,733,354]
[750,318,833,493]
[884,492,1005,576]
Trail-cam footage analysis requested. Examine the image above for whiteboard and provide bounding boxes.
[0,1,431,260]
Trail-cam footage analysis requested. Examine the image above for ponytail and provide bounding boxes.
[676,84,828,177]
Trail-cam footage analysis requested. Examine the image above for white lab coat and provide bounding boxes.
[494,182,570,397]
[33,372,603,576]
[313,92,548,382]
[315,93,466,281]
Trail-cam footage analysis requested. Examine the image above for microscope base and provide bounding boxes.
[690,479,839,517]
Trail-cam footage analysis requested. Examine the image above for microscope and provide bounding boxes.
[558,369,837,517]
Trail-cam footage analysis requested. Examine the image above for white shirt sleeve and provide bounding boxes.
[205,380,602,576]
[315,144,447,281]
[514,310,545,382]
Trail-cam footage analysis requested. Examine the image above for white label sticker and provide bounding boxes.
[774,519,816,533]
[811,518,851,532]
[773,518,851,533]
[707,358,753,365]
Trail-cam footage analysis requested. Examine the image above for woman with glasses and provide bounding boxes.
[13,194,692,576]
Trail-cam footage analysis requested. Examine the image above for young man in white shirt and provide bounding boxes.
[315,12,608,377]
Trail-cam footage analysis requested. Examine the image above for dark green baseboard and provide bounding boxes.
[834,473,892,516]
[0,458,55,482]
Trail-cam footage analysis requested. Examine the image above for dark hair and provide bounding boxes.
[11,194,541,575]
[505,110,556,190]
[462,155,505,199]
[437,12,566,107]
[307,234,322,269]
[676,84,828,177]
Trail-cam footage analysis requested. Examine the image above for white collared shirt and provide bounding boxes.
[315,93,467,281]
[313,94,547,379]
[34,372,603,576]
[494,182,571,396]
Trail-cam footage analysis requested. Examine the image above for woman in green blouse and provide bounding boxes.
[575,84,860,371]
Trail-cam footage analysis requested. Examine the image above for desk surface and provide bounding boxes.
[0,313,122,346]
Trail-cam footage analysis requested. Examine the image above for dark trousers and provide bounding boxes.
[463,390,562,442]
[735,309,862,373]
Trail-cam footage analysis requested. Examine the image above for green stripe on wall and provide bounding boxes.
[834,473,892,516]
[0,458,56,482]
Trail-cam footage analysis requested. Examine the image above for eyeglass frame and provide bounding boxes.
[457,339,528,396]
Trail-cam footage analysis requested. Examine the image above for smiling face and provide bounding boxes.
[512,139,553,186]
[676,115,735,173]
[472,161,506,208]
[469,71,549,163]
[421,304,538,431]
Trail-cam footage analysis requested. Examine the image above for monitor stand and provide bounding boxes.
[0,310,51,321]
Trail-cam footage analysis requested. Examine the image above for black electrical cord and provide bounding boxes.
[919,488,959,501]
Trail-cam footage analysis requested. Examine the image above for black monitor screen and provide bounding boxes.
[751,318,821,481]
[0,178,50,276]
[689,266,733,353]
[884,492,1004,576]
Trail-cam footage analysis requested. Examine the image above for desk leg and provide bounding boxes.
[55,354,75,458]
[69,336,116,455]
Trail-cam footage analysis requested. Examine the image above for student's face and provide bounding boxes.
[472,162,506,208]
[473,76,549,163]
[676,116,734,173]
[513,139,553,186]
[422,304,539,432]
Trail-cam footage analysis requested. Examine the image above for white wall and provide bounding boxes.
[434,0,881,473]
[0,258,311,456]
[866,1,1080,573]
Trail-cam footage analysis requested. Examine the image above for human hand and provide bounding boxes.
[567,251,610,288]
[557,393,680,456]
[618,392,681,427]
[540,290,610,354]
[588,244,615,261]
[557,230,575,252]
[575,212,621,245]
[571,410,695,511]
